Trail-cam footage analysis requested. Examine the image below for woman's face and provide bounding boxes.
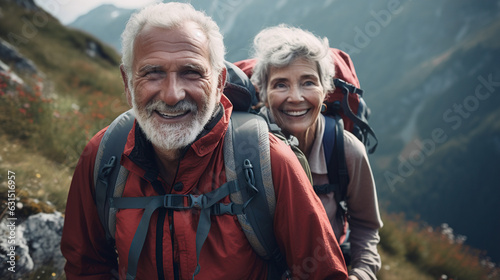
[265,58,325,136]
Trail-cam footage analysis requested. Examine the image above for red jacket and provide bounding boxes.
[61,96,348,280]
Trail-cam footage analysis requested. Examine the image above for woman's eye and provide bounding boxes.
[304,80,316,86]
[275,82,287,89]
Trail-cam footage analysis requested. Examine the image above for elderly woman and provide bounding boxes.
[250,25,383,280]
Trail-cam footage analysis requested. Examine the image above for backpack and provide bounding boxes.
[234,48,378,265]
[93,61,296,279]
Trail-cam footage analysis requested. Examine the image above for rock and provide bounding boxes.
[0,212,65,278]
[0,217,33,275]
[20,212,65,271]
[0,59,25,85]
[0,38,38,75]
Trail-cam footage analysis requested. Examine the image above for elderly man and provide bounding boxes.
[61,3,347,280]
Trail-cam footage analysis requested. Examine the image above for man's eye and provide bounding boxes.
[183,70,202,79]
[144,69,165,79]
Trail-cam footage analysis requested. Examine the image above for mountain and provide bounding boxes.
[69,4,135,52]
[68,0,500,263]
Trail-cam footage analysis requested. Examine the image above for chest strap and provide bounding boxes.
[112,180,242,280]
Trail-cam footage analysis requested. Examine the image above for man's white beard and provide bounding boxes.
[131,89,219,151]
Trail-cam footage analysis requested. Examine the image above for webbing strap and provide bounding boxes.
[114,180,240,280]
[125,196,163,280]
[192,180,240,279]
[334,78,378,153]
[322,115,336,166]
[313,183,340,195]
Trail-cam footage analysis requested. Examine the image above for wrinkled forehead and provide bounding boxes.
[137,22,208,49]
[131,22,212,69]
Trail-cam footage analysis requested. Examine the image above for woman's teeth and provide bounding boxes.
[283,109,308,116]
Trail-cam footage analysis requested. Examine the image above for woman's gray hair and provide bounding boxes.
[121,2,226,79]
[250,24,335,101]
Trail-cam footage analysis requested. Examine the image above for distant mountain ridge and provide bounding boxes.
[69,4,134,53]
[69,0,500,263]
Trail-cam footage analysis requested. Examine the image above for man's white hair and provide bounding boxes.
[121,2,226,79]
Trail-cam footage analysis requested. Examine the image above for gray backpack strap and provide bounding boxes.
[224,111,289,279]
[94,109,135,241]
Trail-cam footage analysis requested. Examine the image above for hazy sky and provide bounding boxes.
[34,0,161,25]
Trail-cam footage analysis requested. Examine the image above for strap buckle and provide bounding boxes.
[163,194,189,210]
[163,194,207,210]
[211,202,234,215]
[189,195,205,209]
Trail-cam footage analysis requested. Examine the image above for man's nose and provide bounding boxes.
[160,73,185,106]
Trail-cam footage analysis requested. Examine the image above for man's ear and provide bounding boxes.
[217,67,227,98]
[120,64,133,107]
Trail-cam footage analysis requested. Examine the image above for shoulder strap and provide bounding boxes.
[224,111,289,279]
[329,114,349,205]
[322,115,336,166]
[317,114,349,206]
[94,109,134,241]
[259,108,313,185]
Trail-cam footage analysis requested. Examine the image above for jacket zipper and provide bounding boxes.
[155,143,187,279]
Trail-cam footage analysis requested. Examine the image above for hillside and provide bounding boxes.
[0,0,128,215]
[1,0,499,279]
[0,0,129,277]
[0,0,127,165]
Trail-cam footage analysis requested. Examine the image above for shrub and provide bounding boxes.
[379,212,499,280]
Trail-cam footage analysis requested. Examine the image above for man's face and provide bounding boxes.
[123,22,225,151]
